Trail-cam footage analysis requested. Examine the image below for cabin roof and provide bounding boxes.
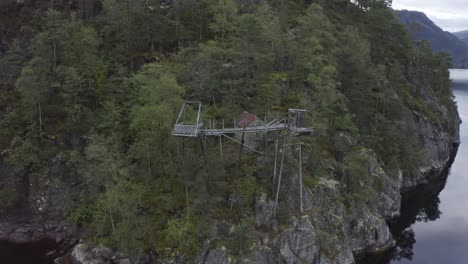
[238,112,257,128]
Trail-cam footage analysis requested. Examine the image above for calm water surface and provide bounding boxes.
[0,239,60,264]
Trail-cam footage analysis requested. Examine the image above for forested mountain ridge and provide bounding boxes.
[397,10,468,68]
[0,0,460,263]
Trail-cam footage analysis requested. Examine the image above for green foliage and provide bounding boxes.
[166,214,202,256]
[316,229,338,260]
[131,64,184,136]
[230,217,256,255]
[303,176,320,189]
[276,203,291,226]
[0,188,17,211]
[341,148,380,208]
[98,180,150,256]
[69,202,97,227]
[0,0,458,260]
[7,136,39,172]
[208,0,238,42]
[236,176,258,215]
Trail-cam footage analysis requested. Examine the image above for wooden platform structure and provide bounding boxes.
[172,101,312,215]
[172,101,313,138]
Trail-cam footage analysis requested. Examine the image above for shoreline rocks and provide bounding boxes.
[0,222,75,245]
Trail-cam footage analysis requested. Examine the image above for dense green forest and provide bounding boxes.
[0,0,457,260]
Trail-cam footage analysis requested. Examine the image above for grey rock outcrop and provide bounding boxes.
[401,75,461,190]
[255,193,275,230]
[93,245,115,260]
[244,247,283,264]
[0,222,74,245]
[71,243,95,263]
[402,112,459,190]
[205,248,230,264]
[241,144,400,264]
[276,216,319,263]
[346,209,393,254]
[67,243,132,264]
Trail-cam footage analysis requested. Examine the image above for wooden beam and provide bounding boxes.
[273,145,286,218]
[273,133,279,184]
[222,134,263,155]
[299,144,303,214]
[219,135,224,162]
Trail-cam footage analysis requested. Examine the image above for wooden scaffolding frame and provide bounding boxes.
[172,102,312,216]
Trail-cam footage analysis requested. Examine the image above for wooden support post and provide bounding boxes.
[299,144,303,214]
[222,134,263,155]
[195,103,202,135]
[263,134,269,176]
[219,135,224,162]
[274,144,286,218]
[230,126,246,210]
[177,139,190,211]
[200,136,210,194]
[272,133,279,188]
[235,126,247,180]
[181,103,186,123]
[145,143,152,178]
[38,103,43,139]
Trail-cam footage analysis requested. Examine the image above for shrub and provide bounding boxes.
[0,188,17,211]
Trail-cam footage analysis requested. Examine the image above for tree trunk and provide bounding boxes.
[146,143,152,178]
[53,39,57,72]
[38,102,43,138]
[109,209,116,234]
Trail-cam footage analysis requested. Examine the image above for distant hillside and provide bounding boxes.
[397,10,468,68]
[454,30,468,45]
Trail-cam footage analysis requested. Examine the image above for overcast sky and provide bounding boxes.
[392,0,468,32]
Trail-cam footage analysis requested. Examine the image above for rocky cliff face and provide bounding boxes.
[195,93,460,263]
[401,113,459,191]
[0,2,460,264]
[0,97,459,264]
[0,99,459,264]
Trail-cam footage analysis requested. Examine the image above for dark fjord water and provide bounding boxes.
[0,239,60,264]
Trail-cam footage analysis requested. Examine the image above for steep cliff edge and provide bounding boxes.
[46,109,460,264]
[250,83,461,263]
[0,82,458,264]
[0,1,461,264]
[192,92,460,264]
